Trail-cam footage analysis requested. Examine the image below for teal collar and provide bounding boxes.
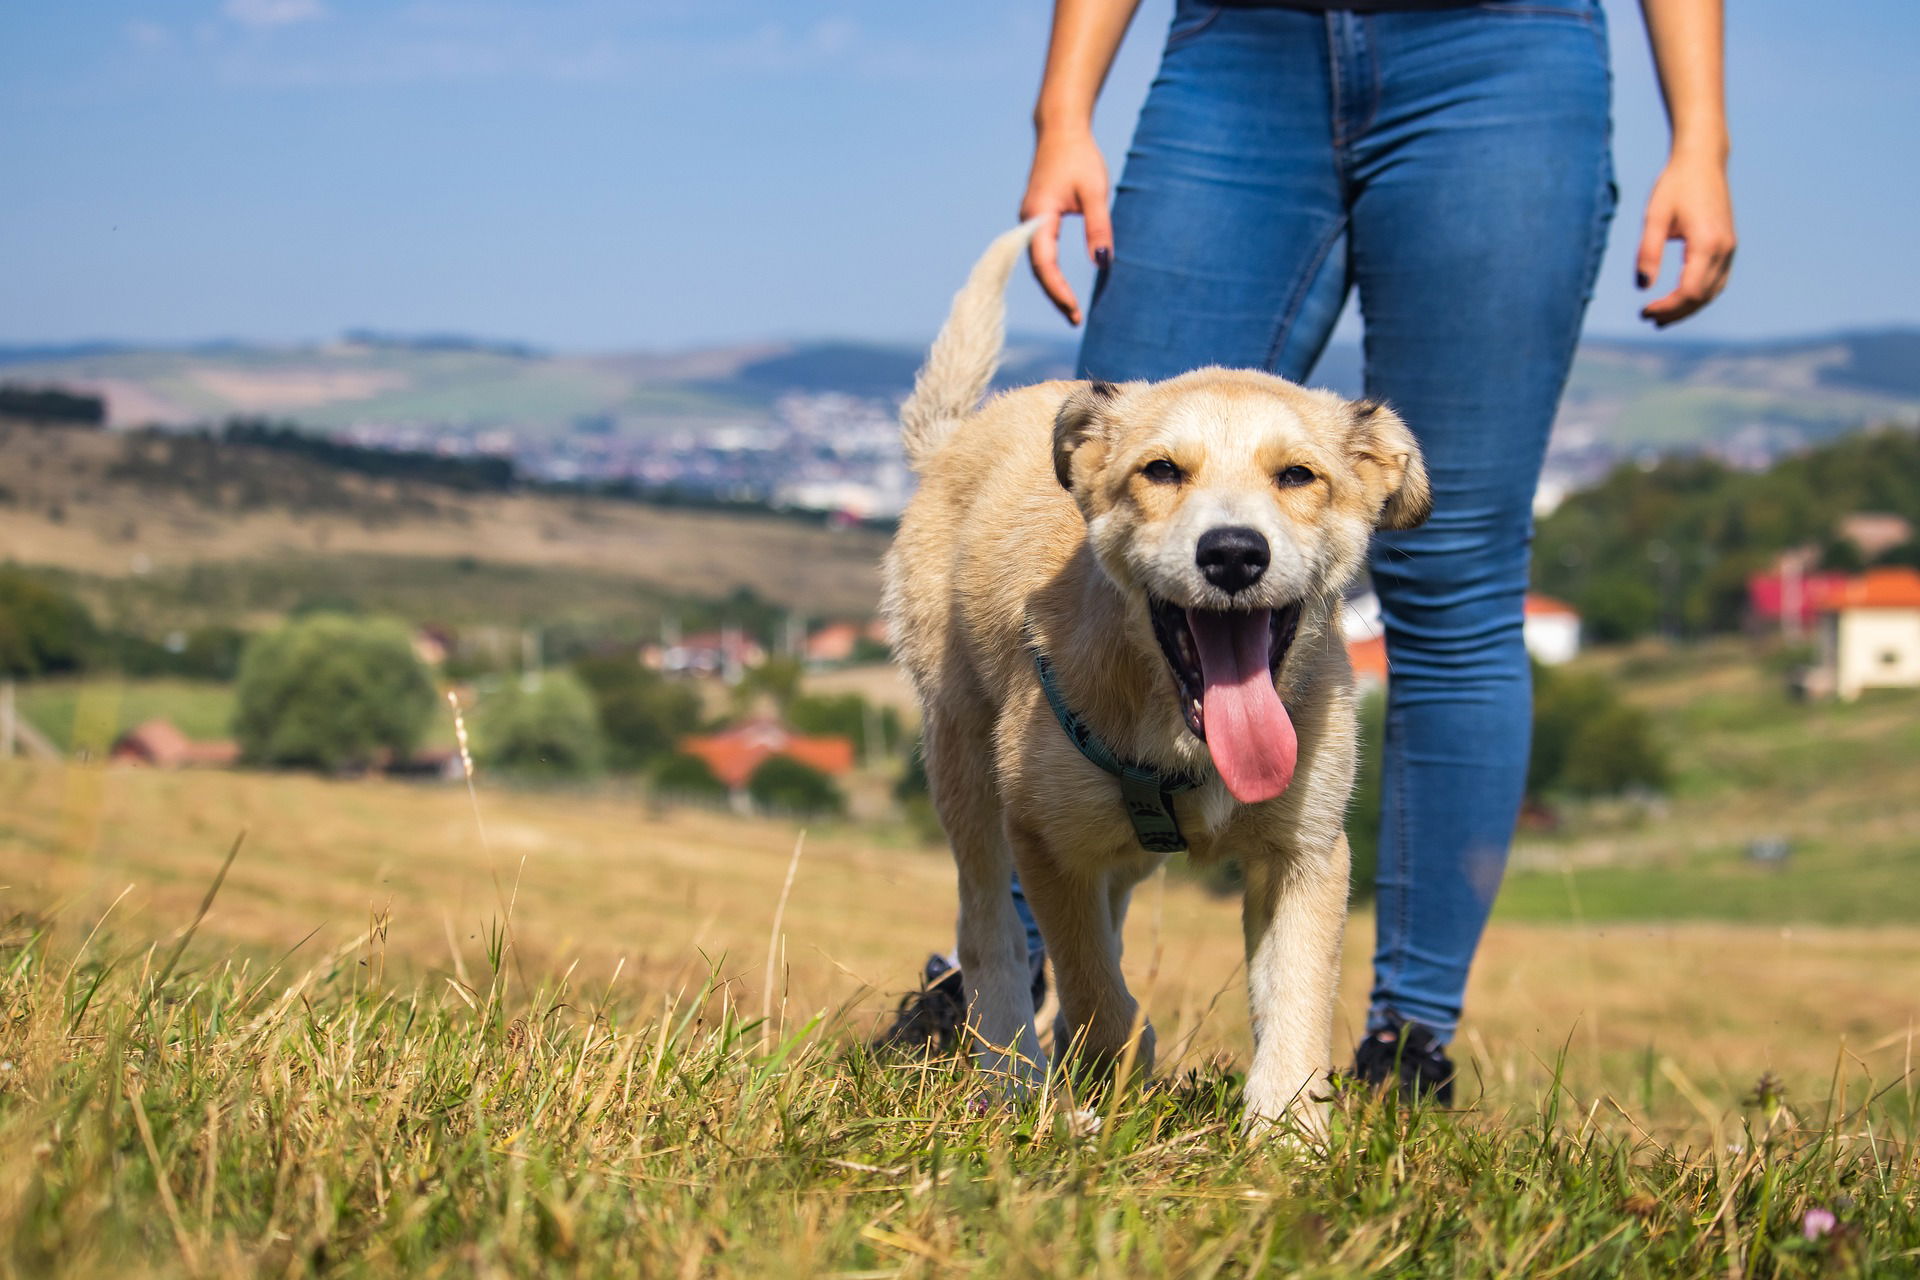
[1025,625,1204,854]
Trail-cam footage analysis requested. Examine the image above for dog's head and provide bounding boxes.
[1051,368,1429,803]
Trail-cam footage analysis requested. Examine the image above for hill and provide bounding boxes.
[0,420,889,629]
[7,328,1916,455]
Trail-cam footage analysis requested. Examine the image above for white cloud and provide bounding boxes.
[124,20,172,48]
[223,0,328,29]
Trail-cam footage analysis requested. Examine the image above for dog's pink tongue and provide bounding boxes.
[1188,609,1297,804]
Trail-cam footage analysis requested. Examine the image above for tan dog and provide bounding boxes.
[883,223,1429,1133]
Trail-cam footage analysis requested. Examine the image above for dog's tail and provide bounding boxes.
[899,218,1043,467]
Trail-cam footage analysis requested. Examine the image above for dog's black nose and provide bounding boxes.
[1196,526,1270,595]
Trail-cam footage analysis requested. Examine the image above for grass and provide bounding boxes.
[1498,640,1920,926]
[2,637,1918,1274]
[0,889,1914,1276]
[11,679,235,755]
[2,752,1918,1274]
[0,422,889,622]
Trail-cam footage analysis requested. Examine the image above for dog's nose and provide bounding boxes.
[1195,526,1270,595]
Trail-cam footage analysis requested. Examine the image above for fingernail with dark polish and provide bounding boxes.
[1094,247,1112,268]
[1635,271,1649,288]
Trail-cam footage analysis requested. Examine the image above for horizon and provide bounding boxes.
[7,321,1920,365]
[3,2,1916,351]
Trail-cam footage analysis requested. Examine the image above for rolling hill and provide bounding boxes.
[0,418,890,629]
[8,328,1915,454]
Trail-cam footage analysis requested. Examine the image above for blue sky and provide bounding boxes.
[2,0,1915,351]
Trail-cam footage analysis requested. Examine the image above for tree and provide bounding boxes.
[233,614,436,771]
[653,751,729,802]
[0,569,95,677]
[1345,691,1387,903]
[473,672,604,777]
[571,654,704,770]
[747,755,846,817]
[732,657,803,711]
[1579,573,1661,645]
[788,691,900,757]
[1528,664,1667,801]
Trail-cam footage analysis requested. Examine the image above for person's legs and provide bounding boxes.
[1346,0,1616,1044]
[1021,3,1352,982]
[1079,1,1349,386]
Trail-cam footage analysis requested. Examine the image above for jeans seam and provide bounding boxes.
[1324,14,1346,150]
[1261,217,1347,374]
[1390,702,1413,1017]
[1164,5,1222,51]
[1356,16,1383,143]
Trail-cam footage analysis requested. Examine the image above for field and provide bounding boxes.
[0,423,889,624]
[1496,641,1920,926]
[2,739,1917,1275]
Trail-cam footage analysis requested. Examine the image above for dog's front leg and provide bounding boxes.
[1239,834,1349,1139]
[1010,825,1155,1081]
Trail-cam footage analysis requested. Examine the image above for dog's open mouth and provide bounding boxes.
[1150,598,1302,804]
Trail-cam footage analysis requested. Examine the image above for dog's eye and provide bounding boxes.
[1142,459,1183,484]
[1276,465,1316,488]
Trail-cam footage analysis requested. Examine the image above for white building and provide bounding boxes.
[1523,596,1582,666]
[1342,590,1582,666]
[1819,568,1920,701]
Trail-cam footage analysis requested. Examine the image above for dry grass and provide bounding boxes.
[0,424,887,616]
[1,756,1915,1275]
[3,758,1916,1137]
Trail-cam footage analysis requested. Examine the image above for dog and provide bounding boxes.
[882,222,1429,1133]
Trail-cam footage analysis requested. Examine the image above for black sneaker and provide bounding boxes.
[1350,1013,1456,1105]
[870,953,1049,1058]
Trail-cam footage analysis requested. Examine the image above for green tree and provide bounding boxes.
[1528,664,1667,801]
[1345,691,1387,904]
[652,751,729,803]
[733,657,804,711]
[0,569,95,677]
[473,672,604,778]
[788,691,901,757]
[747,755,846,818]
[233,614,436,771]
[572,654,703,770]
[1533,424,1920,643]
[1579,573,1661,644]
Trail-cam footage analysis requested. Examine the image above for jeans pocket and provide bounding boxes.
[1165,4,1222,50]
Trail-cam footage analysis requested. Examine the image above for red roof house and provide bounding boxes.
[678,719,856,790]
[109,720,240,769]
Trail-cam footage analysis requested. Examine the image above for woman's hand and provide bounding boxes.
[1636,151,1737,327]
[1020,126,1113,326]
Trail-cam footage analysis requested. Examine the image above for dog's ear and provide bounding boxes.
[1348,398,1430,530]
[1053,380,1122,492]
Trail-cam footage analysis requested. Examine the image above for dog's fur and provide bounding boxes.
[883,222,1429,1132]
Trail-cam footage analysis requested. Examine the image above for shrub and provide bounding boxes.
[652,751,729,802]
[788,692,900,757]
[732,657,803,711]
[104,624,250,680]
[1579,573,1660,645]
[233,614,436,771]
[1529,664,1668,800]
[1345,691,1386,903]
[572,654,704,770]
[747,755,846,818]
[473,672,603,778]
[0,569,95,677]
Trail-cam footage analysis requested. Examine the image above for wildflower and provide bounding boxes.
[1065,1107,1103,1139]
[1802,1208,1836,1240]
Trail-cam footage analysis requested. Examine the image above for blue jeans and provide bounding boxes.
[1010,0,1615,1044]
